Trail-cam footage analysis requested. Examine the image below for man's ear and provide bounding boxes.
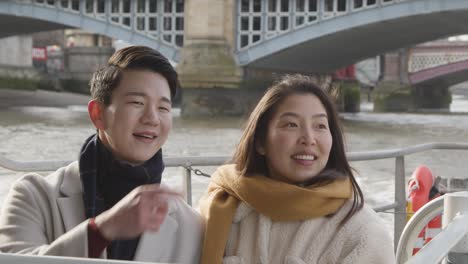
[88,100,105,130]
[255,140,266,155]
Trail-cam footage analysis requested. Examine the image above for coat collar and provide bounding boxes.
[59,161,82,196]
[233,202,254,223]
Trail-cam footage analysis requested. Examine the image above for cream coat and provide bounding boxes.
[0,162,203,264]
[223,200,396,264]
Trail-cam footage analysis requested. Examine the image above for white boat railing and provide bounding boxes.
[0,253,164,264]
[398,192,468,264]
[1,142,468,251]
[396,195,445,263]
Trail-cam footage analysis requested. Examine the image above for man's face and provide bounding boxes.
[95,70,172,165]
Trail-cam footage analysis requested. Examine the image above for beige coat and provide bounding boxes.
[0,162,203,264]
[223,200,396,264]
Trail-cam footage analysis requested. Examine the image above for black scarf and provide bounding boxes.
[79,134,164,260]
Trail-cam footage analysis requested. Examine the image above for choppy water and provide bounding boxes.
[1,89,468,238]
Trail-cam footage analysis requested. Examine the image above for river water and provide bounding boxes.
[1,87,468,236]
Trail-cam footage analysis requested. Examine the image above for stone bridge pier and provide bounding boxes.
[176,0,331,116]
[374,44,459,112]
[176,0,248,116]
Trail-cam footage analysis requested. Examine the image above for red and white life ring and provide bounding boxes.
[406,165,442,255]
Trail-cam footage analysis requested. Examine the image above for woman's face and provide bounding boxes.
[257,94,333,184]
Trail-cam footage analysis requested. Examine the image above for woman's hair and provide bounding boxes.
[89,45,179,105]
[232,74,363,225]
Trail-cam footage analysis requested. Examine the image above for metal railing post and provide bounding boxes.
[130,0,136,30]
[395,155,406,250]
[317,0,323,20]
[346,0,353,13]
[183,166,192,206]
[79,0,85,15]
[105,0,111,23]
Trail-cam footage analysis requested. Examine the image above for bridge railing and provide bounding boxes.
[1,142,468,250]
[16,0,185,48]
[409,52,468,73]
[236,0,409,50]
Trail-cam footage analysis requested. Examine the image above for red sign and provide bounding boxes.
[334,65,356,80]
[32,47,47,61]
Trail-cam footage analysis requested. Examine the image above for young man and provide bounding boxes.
[0,46,203,263]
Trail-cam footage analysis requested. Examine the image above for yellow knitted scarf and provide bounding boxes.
[198,164,352,264]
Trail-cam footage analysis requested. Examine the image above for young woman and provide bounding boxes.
[199,75,395,263]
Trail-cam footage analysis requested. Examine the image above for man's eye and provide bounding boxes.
[159,107,170,113]
[130,101,144,105]
[286,122,297,127]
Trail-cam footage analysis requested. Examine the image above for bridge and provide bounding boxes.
[394,44,468,109]
[2,0,468,115]
[409,45,468,88]
[235,0,468,73]
[0,0,183,62]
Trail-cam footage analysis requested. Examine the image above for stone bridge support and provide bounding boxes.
[0,35,45,90]
[177,0,247,116]
[412,83,452,110]
[374,49,414,112]
[375,48,452,112]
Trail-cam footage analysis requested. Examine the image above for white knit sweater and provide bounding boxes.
[223,200,395,264]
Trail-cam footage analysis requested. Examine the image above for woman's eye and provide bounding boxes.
[286,122,298,128]
[130,101,144,106]
[317,123,328,129]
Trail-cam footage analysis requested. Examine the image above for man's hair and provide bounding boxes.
[89,46,179,105]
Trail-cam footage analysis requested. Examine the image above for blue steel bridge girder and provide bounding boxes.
[0,0,184,62]
[235,0,468,73]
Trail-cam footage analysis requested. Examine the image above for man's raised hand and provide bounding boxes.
[94,184,182,241]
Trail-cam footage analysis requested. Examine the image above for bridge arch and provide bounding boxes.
[235,0,468,73]
[0,0,184,62]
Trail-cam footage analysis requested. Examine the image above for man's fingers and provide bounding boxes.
[138,184,183,198]
[144,195,169,219]
[157,199,169,215]
[145,205,168,231]
[99,184,183,240]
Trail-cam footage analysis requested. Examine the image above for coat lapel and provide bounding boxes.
[56,162,86,231]
[57,195,86,231]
